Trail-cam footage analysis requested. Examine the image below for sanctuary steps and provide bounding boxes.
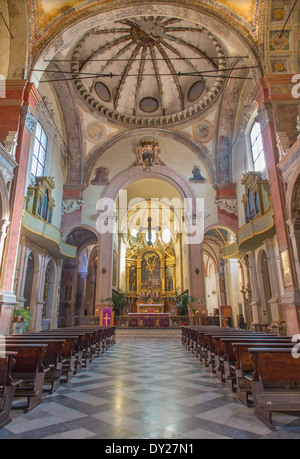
[116,329,181,340]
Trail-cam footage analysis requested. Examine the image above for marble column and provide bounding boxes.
[0,82,41,334]
[248,251,262,324]
[187,243,206,313]
[254,78,300,333]
[264,238,284,323]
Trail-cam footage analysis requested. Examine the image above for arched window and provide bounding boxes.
[31,123,47,177]
[250,122,266,172]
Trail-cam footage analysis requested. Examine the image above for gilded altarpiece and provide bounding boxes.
[126,247,176,304]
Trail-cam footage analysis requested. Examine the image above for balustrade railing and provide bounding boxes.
[79,315,220,328]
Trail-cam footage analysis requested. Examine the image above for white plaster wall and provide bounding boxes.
[225,259,242,325]
[82,133,218,232]
[205,272,218,315]
[25,81,68,231]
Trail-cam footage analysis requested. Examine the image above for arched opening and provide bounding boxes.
[257,250,272,325]
[42,260,56,325]
[59,228,98,327]
[85,250,98,317]
[23,252,35,313]
[116,178,185,315]
[203,226,239,326]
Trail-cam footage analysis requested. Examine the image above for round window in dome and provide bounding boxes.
[162,228,172,244]
[95,82,111,102]
[188,81,205,102]
[140,97,159,113]
[131,229,139,240]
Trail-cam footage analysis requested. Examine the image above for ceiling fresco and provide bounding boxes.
[70,16,227,124]
[31,0,262,36]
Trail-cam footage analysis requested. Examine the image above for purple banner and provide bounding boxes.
[102,308,112,326]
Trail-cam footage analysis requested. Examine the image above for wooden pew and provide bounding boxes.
[198,331,266,371]
[219,336,291,391]
[5,338,65,393]
[4,344,47,413]
[38,330,94,368]
[0,352,20,429]
[211,334,280,377]
[233,342,294,407]
[22,334,79,382]
[66,326,116,353]
[249,348,300,431]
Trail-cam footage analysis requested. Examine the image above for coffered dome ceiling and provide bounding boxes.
[71,16,227,125]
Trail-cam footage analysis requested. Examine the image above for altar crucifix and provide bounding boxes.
[139,217,160,246]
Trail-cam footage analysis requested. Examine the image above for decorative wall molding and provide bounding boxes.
[215,198,238,215]
[255,102,274,132]
[61,199,85,215]
[37,96,60,142]
[21,106,37,135]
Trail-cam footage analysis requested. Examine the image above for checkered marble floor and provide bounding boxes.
[0,337,300,439]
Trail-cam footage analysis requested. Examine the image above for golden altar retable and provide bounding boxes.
[137,304,164,313]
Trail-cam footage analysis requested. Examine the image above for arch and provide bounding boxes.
[83,128,215,188]
[204,223,236,240]
[96,165,205,304]
[101,165,197,204]
[62,225,99,244]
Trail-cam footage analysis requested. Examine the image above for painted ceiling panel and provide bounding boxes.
[34,0,260,33]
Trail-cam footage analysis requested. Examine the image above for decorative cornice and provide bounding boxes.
[20,105,37,135]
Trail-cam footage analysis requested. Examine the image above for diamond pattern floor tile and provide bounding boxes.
[0,337,299,439]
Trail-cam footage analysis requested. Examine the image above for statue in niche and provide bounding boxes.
[91,166,110,186]
[190,166,205,183]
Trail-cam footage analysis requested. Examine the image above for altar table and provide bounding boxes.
[128,313,170,329]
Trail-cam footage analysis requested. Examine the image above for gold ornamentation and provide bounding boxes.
[274,62,285,72]
[273,8,285,21]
